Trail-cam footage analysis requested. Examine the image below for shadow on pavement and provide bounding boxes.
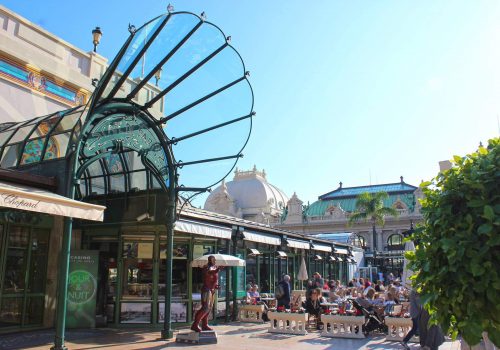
[0,328,148,350]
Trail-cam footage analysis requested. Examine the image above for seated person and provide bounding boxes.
[245,285,254,304]
[383,291,397,313]
[303,287,327,321]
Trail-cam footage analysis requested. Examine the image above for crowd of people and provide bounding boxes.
[243,272,444,349]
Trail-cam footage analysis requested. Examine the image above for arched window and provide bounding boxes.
[387,234,404,251]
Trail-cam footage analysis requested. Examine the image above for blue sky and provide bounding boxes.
[4,1,500,206]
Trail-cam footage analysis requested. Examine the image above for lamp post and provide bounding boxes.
[154,67,162,86]
[92,27,102,52]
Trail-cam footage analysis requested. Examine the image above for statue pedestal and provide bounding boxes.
[176,330,218,344]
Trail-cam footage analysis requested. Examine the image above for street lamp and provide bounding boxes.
[92,27,102,52]
[154,67,162,86]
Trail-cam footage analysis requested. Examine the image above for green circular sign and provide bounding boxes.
[67,270,97,305]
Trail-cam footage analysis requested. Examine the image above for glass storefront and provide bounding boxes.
[82,230,229,326]
[0,225,50,329]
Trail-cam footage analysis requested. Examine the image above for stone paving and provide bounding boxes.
[0,323,461,350]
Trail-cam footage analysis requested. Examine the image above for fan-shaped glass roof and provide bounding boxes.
[91,11,253,191]
[0,11,253,200]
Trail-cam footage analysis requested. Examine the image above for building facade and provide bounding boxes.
[277,178,424,278]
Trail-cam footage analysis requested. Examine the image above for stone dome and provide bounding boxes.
[204,166,289,223]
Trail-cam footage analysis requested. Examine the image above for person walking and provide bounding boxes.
[276,275,291,309]
[401,289,422,349]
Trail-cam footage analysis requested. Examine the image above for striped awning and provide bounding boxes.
[176,220,232,239]
[242,231,281,246]
[286,239,310,250]
[312,243,332,252]
[335,247,349,255]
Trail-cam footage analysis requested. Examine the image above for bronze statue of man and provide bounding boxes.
[191,255,224,332]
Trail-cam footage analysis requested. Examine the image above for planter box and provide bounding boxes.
[238,304,265,323]
[385,317,418,342]
[267,311,308,335]
[321,314,365,339]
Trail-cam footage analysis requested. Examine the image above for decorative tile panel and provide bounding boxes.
[0,55,88,106]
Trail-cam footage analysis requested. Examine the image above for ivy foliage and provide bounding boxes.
[408,138,500,346]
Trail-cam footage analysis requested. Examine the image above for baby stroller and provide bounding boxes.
[351,298,388,336]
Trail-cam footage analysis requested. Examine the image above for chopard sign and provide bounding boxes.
[0,193,40,209]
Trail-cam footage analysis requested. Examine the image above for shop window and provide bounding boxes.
[120,302,151,323]
[159,242,189,300]
[3,226,29,293]
[121,241,153,299]
[0,226,50,328]
[0,297,22,327]
[26,229,49,293]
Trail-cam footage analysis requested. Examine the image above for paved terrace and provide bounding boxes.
[0,323,461,350]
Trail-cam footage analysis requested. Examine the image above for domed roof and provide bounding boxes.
[204,166,288,216]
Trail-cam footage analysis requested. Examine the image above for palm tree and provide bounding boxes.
[348,192,398,252]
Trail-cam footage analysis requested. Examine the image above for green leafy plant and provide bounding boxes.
[408,137,500,346]
[348,192,398,251]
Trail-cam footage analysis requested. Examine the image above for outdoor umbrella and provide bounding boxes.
[191,254,246,268]
[297,255,308,283]
[402,240,416,287]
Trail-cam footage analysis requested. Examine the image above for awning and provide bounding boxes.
[349,258,357,264]
[248,248,262,256]
[286,239,310,250]
[314,255,323,260]
[277,251,287,258]
[176,220,232,239]
[328,256,338,262]
[0,180,105,221]
[335,247,349,255]
[242,231,281,246]
[312,243,332,252]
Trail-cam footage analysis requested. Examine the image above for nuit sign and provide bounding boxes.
[66,250,99,328]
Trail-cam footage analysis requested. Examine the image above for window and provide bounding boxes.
[387,234,404,251]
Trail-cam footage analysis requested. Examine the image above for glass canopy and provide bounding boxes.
[92,11,253,191]
[0,11,253,199]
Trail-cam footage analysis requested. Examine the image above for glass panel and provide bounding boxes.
[0,298,23,327]
[26,229,49,293]
[24,297,44,325]
[0,123,16,133]
[89,176,106,195]
[246,256,257,286]
[44,133,70,160]
[56,109,82,132]
[7,125,36,144]
[29,115,60,139]
[3,226,29,293]
[121,242,153,300]
[120,302,151,323]
[101,16,165,99]
[159,242,188,300]
[129,171,147,192]
[20,138,44,165]
[0,129,16,147]
[158,302,187,323]
[0,144,21,168]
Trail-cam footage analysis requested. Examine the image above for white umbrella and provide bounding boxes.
[191,254,246,268]
[402,240,416,288]
[297,256,308,281]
